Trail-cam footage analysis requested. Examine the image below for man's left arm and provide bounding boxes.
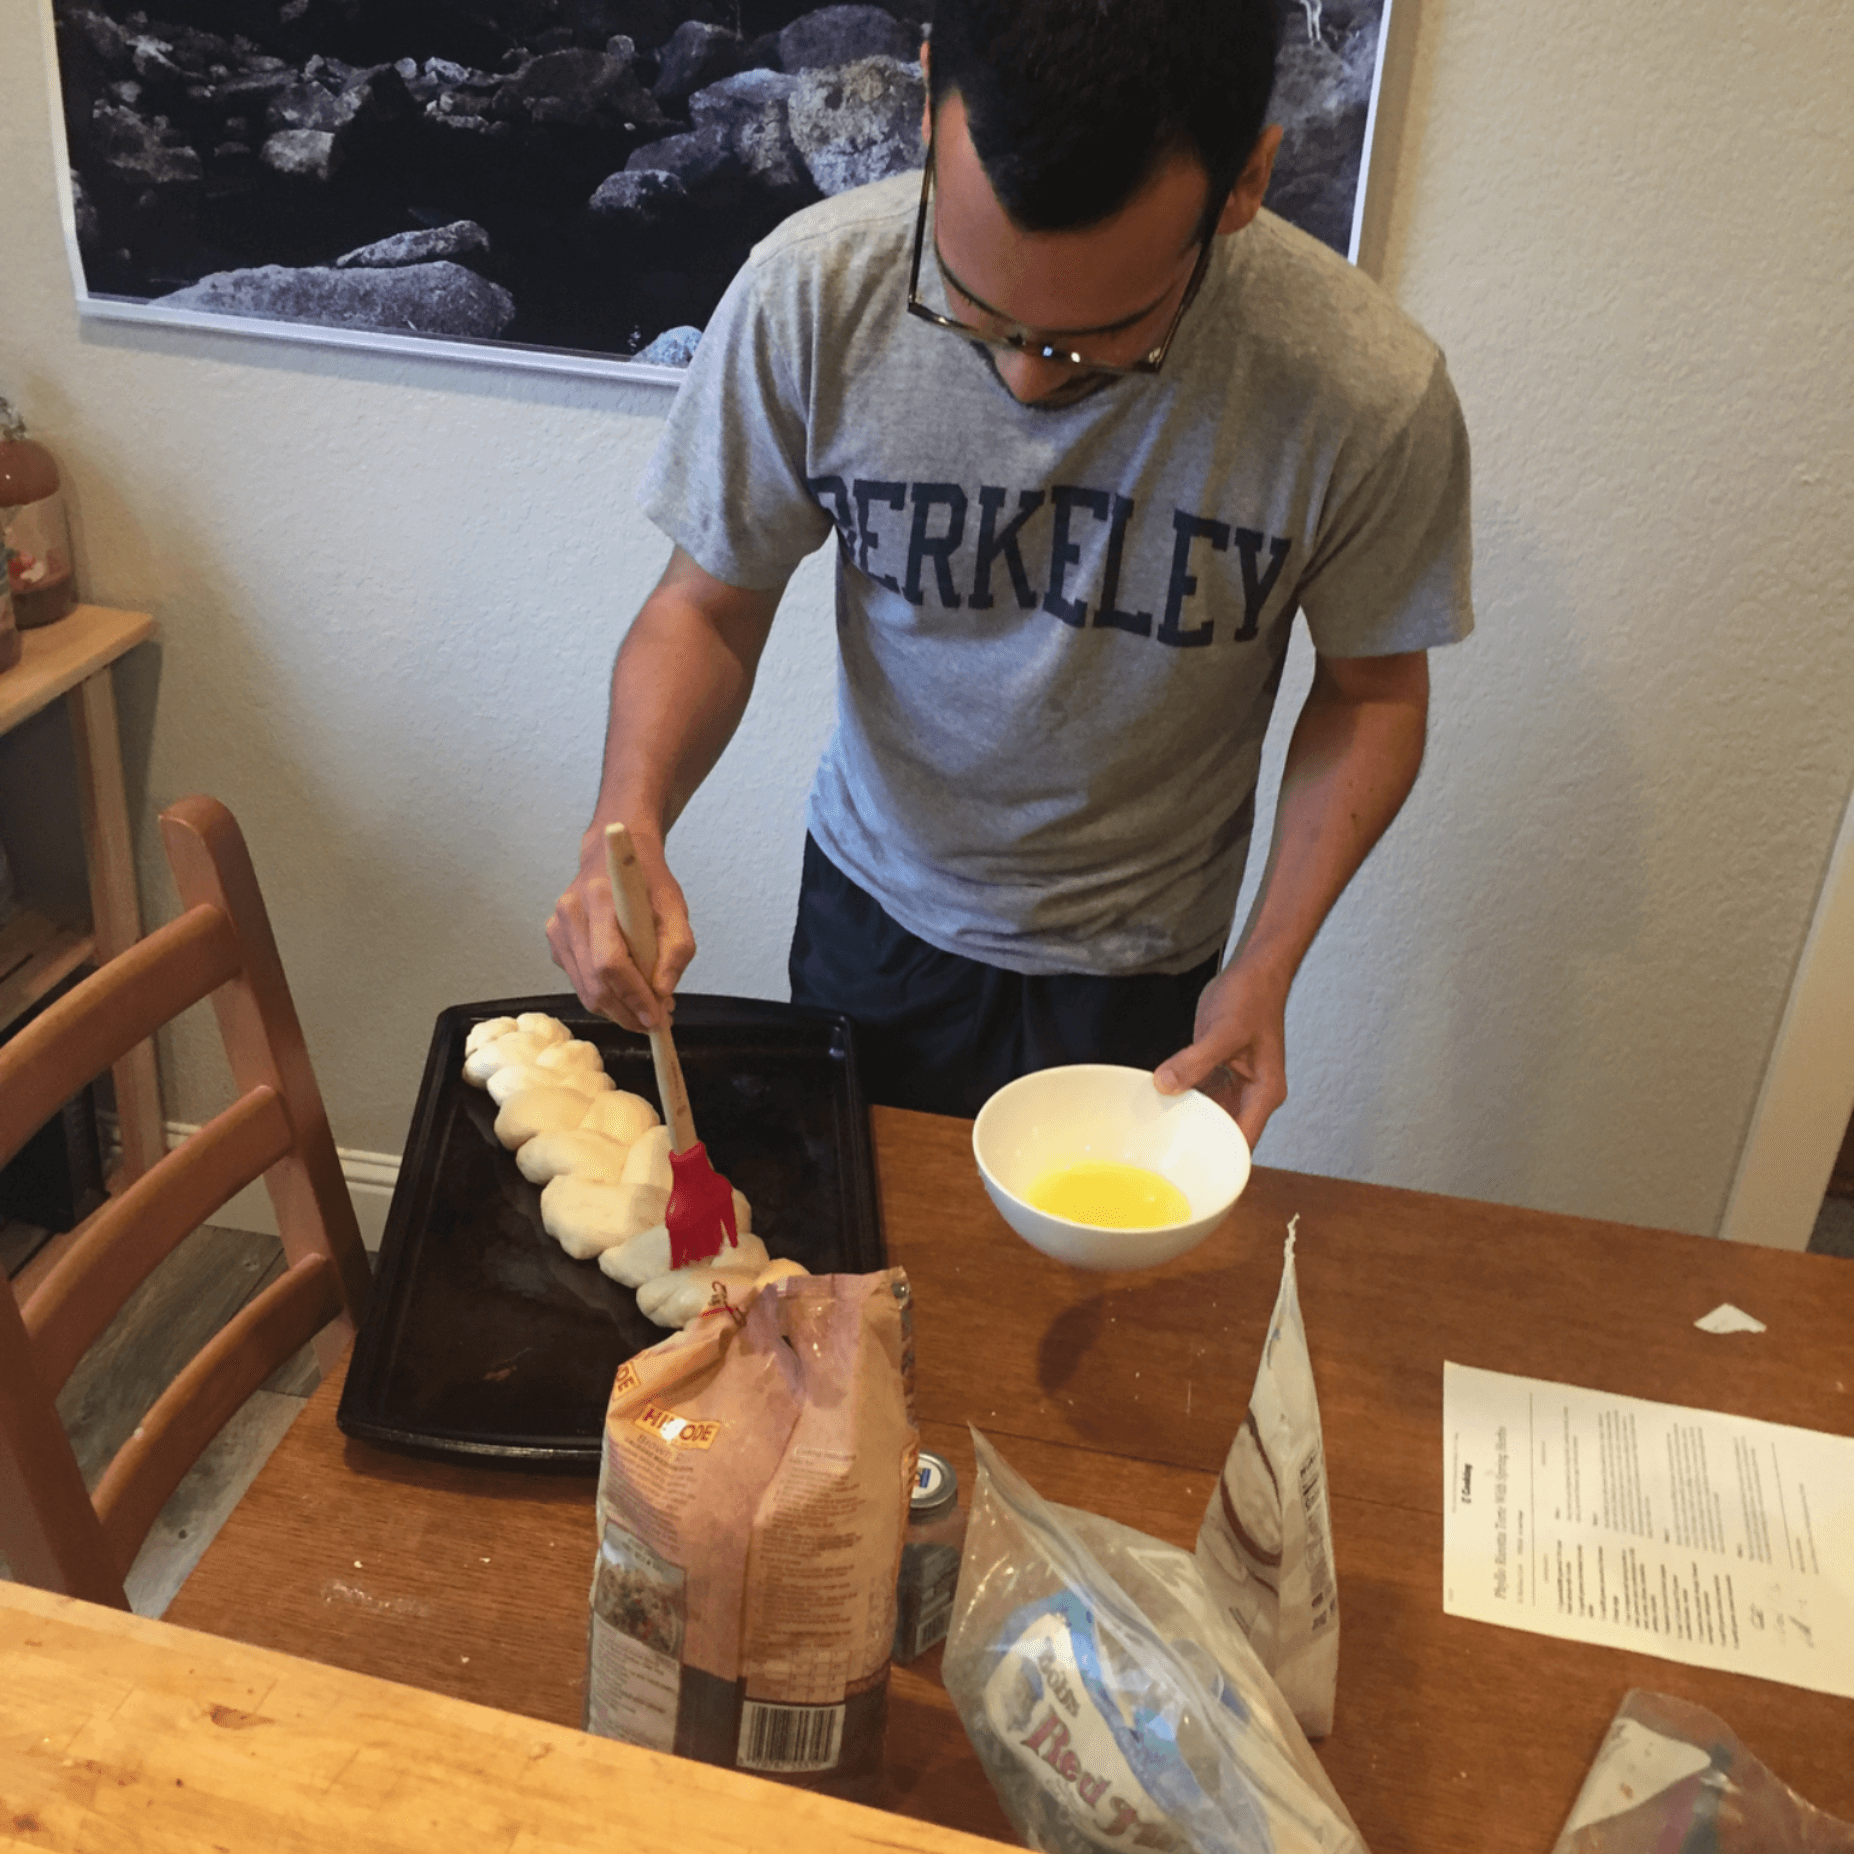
[1155,648,1430,1148]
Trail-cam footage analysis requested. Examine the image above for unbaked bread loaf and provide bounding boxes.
[598,1224,768,1289]
[635,1256,812,1329]
[540,1177,671,1260]
[459,1021,780,1300]
[580,1091,661,1144]
[494,1086,591,1149]
[464,1030,555,1087]
[636,1264,764,1328]
[464,1016,519,1057]
[488,1062,615,1107]
[535,1039,605,1074]
[620,1124,675,1191]
[516,1128,631,1186]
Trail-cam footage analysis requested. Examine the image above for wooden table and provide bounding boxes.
[153,1108,1854,1850]
[0,605,162,1183]
[0,1579,1009,1854]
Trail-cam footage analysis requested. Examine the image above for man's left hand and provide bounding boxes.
[1152,957,1291,1152]
[1151,647,1431,1155]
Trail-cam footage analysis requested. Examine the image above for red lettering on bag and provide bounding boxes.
[1019,1702,1172,1844]
[1021,1710,1071,1764]
[1102,1798,1142,1837]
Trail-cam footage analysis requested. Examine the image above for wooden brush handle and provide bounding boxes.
[604,824,697,1153]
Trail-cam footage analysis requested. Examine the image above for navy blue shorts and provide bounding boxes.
[787,836,1220,1118]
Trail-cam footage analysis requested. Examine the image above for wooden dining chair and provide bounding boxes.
[0,794,372,1610]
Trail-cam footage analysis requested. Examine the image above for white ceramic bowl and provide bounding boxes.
[972,1064,1251,1271]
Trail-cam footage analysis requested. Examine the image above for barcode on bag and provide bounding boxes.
[737,1700,845,1773]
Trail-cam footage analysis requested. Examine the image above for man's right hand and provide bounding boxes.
[547,826,693,1033]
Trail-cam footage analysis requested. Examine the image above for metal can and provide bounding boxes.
[893,1451,966,1664]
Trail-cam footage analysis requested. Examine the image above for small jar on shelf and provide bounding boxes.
[0,396,78,629]
[0,545,20,673]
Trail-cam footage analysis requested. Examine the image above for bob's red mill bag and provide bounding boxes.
[586,1270,917,1796]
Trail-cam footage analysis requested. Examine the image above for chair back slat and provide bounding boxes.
[0,906,239,1170]
[0,1283,127,1608]
[0,795,372,1610]
[24,1088,296,1397]
[162,800,372,1328]
[93,1254,344,1575]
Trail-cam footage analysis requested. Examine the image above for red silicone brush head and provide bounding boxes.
[665,1142,740,1269]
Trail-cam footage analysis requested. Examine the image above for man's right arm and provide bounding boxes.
[547,545,785,1031]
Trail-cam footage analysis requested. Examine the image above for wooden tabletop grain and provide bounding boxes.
[164,1106,1854,1851]
[0,1579,1017,1854]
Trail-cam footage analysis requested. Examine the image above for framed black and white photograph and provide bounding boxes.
[45,0,1394,380]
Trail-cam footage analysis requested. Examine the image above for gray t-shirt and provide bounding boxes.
[639,172,1473,976]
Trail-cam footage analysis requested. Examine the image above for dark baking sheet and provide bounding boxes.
[338,992,884,1469]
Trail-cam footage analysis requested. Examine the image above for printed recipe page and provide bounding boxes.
[1442,1362,1854,1699]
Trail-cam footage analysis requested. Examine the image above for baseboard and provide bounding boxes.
[107,1117,401,1253]
[197,1133,400,1253]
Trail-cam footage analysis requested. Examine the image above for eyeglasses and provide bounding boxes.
[905,149,1215,377]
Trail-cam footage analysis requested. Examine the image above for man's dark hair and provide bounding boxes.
[926,0,1282,234]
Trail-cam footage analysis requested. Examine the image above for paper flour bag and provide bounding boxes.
[586,1270,917,1797]
[1197,1221,1340,1736]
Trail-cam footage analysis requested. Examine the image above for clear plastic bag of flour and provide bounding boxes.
[1197,1222,1340,1737]
[1549,1690,1854,1854]
[943,1430,1369,1854]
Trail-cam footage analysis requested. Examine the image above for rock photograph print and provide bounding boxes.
[50,0,1390,371]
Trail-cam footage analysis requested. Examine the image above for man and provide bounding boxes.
[548,0,1473,1149]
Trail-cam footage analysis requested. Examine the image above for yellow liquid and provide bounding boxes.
[1025,1161,1191,1229]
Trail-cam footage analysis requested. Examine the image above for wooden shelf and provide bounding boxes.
[0,607,148,1034]
[0,604,156,734]
[0,603,164,1179]
[0,907,96,1034]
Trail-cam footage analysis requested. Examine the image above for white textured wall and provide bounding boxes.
[3,0,1850,1233]
[1245,0,1854,1231]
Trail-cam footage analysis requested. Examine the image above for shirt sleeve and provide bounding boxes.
[635,250,837,592]
[1293,351,1475,657]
